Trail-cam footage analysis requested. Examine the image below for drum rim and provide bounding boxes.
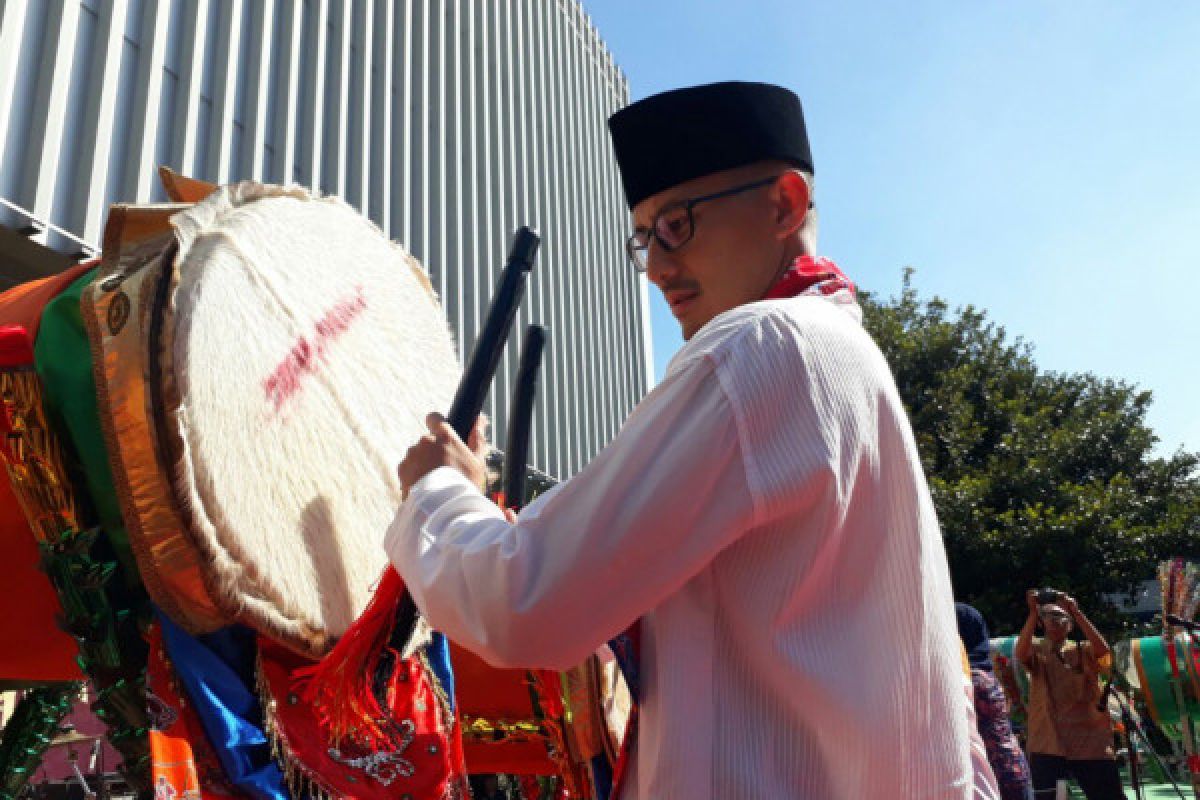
[84,229,229,635]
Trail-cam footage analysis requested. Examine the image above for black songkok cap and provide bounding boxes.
[607,81,813,209]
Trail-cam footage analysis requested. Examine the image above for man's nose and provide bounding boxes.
[645,243,681,286]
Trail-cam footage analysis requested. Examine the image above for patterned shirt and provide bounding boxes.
[972,669,1034,800]
[1022,638,1114,759]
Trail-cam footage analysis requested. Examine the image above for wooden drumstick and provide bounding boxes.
[446,226,540,439]
[502,324,547,512]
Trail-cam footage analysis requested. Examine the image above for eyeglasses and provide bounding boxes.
[624,175,780,273]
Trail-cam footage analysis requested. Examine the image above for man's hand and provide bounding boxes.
[398,413,490,496]
[1026,589,1039,615]
[1059,593,1080,618]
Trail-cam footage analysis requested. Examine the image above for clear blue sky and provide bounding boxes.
[582,1,1200,456]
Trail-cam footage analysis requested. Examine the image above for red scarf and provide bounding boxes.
[763,254,855,300]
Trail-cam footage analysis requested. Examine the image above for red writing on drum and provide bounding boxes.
[263,287,368,411]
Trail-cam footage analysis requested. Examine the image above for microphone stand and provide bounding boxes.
[1103,674,1188,799]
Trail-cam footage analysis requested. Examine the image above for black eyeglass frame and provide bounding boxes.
[624,175,781,273]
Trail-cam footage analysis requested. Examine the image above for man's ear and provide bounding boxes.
[771,170,810,239]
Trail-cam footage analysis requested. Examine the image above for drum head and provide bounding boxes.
[94,183,460,656]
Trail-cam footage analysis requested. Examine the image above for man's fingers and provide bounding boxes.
[467,414,490,457]
[426,411,452,438]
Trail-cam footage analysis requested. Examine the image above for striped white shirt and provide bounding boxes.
[386,292,998,798]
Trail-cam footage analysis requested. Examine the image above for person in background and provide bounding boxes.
[1015,590,1122,799]
[957,602,1034,800]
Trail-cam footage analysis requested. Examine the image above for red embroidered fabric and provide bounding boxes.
[259,635,466,800]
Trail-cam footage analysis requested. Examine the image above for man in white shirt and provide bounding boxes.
[388,81,998,798]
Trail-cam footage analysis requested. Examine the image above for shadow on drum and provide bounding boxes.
[300,495,356,635]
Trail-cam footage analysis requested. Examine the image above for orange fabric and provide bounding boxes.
[0,263,94,341]
[146,623,239,800]
[0,264,93,683]
[158,167,217,203]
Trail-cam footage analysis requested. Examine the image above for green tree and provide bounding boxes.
[860,271,1200,633]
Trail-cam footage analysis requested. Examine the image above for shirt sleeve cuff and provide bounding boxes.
[411,465,482,501]
[383,466,486,567]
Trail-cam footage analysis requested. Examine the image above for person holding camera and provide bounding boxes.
[1014,589,1121,799]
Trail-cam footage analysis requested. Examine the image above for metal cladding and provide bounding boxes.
[0,0,651,479]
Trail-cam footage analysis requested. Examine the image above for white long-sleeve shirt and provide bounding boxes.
[386,291,995,799]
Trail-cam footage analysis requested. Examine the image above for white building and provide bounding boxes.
[0,0,653,478]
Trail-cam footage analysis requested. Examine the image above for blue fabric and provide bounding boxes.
[157,611,289,800]
[589,753,613,800]
[424,631,455,712]
[956,602,995,673]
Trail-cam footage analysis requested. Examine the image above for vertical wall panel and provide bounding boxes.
[552,0,578,472]
[355,0,372,212]
[393,0,412,244]
[74,0,128,246]
[0,0,646,478]
[270,0,302,183]
[458,0,476,365]
[170,0,209,178]
[369,0,390,227]
[445,0,462,358]
[203,0,241,183]
[479,0,498,433]
[0,0,30,187]
[491,0,513,437]
[529,0,552,471]
[304,0,328,190]
[411,0,429,275]
[560,0,587,463]
[240,0,273,180]
[326,0,351,197]
[123,0,170,201]
[20,0,81,228]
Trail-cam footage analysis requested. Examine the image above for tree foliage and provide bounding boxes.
[860,270,1200,633]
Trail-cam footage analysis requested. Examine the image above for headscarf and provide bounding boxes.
[956,602,994,673]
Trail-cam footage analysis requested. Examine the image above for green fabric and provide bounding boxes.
[32,268,139,582]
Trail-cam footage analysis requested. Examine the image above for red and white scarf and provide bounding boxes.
[763,254,856,302]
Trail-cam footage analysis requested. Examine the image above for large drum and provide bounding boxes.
[3,178,628,797]
[1131,634,1200,737]
[85,183,461,658]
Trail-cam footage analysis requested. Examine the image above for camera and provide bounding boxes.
[1037,588,1061,605]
